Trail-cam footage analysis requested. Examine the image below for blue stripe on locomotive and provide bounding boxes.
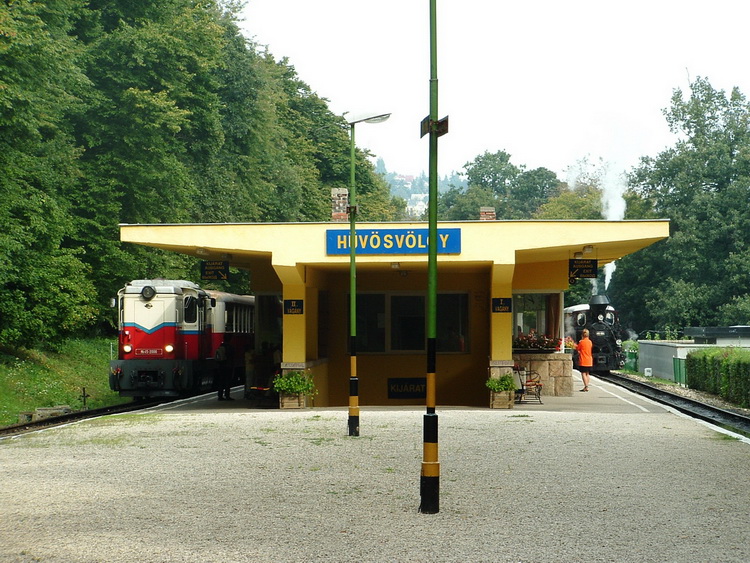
[121,322,210,336]
[122,321,178,334]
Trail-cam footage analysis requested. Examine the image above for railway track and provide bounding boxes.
[0,400,165,439]
[598,371,750,437]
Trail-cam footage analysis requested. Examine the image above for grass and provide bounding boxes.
[0,338,129,427]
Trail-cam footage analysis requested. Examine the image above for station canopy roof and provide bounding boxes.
[119,219,669,277]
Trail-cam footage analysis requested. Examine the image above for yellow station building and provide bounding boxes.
[119,215,668,407]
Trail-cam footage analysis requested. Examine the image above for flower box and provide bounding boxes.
[489,390,514,409]
[279,393,307,409]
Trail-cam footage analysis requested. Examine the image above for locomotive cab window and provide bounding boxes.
[184,296,198,324]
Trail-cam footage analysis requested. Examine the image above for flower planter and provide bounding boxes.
[279,393,307,409]
[489,390,514,409]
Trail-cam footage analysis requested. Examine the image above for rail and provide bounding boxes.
[0,400,165,439]
[599,372,750,438]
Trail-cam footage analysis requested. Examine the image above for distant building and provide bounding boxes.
[407,193,428,217]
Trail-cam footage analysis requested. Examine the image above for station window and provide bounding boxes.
[512,292,562,341]
[391,295,425,351]
[351,292,469,354]
[356,294,386,353]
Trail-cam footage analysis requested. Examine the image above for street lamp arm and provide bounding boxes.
[346,111,391,125]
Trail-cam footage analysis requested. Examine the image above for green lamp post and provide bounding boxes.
[346,111,391,437]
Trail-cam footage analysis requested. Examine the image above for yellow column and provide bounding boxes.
[274,264,307,366]
[490,264,515,361]
[281,285,306,364]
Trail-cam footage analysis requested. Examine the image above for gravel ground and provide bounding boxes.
[2,401,750,562]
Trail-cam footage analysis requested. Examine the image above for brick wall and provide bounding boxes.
[331,188,349,222]
[479,206,496,221]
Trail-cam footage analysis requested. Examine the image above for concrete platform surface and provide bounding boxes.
[2,374,750,562]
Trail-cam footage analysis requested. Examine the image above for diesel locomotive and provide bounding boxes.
[109,279,255,399]
[564,294,625,373]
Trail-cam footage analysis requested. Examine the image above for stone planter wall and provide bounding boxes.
[512,353,573,397]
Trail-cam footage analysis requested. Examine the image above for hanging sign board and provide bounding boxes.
[200,260,228,280]
[568,259,598,280]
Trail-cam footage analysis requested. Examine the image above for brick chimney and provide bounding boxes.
[479,206,496,221]
[331,188,349,222]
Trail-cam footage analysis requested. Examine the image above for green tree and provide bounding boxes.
[0,0,97,347]
[535,182,602,219]
[609,77,750,332]
[440,150,561,220]
[512,167,562,218]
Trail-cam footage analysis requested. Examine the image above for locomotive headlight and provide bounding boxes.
[616,339,622,346]
[165,344,174,353]
[123,344,132,353]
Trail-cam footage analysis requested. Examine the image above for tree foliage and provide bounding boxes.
[1,0,394,348]
[438,150,562,220]
[0,0,96,348]
[609,77,750,332]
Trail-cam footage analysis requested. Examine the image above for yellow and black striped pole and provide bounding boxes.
[420,0,441,514]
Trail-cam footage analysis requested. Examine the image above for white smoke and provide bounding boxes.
[565,158,628,291]
[601,165,627,221]
[601,164,627,289]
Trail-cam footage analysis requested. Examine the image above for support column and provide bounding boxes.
[490,264,515,379]
[281,284,306,365]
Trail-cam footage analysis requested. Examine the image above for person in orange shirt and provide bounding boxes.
[576,328,593,392]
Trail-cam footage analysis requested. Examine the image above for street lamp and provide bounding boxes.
[346,111,391,437]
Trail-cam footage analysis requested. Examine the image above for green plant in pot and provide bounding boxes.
[272,370,316,396]
[486,374,515,392]
[486,373,516,408]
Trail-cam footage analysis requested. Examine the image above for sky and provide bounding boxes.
[237,1,750,182]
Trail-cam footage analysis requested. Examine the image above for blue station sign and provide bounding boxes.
[326,228,461,255]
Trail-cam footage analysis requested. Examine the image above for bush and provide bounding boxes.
[686,348,750,408]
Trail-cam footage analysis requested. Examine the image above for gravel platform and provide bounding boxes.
[2,397,750,562]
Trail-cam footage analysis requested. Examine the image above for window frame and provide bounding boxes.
[350,291,470,355]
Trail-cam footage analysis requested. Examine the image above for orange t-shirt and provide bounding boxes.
[577,337,593,368]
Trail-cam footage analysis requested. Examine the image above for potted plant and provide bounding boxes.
[272,370,316,409]
[486,373,516,408]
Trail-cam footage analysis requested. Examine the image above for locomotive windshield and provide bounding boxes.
[184,296,198,323]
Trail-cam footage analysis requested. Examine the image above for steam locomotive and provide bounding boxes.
[109,279,255,399]
[564,294,625,373]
